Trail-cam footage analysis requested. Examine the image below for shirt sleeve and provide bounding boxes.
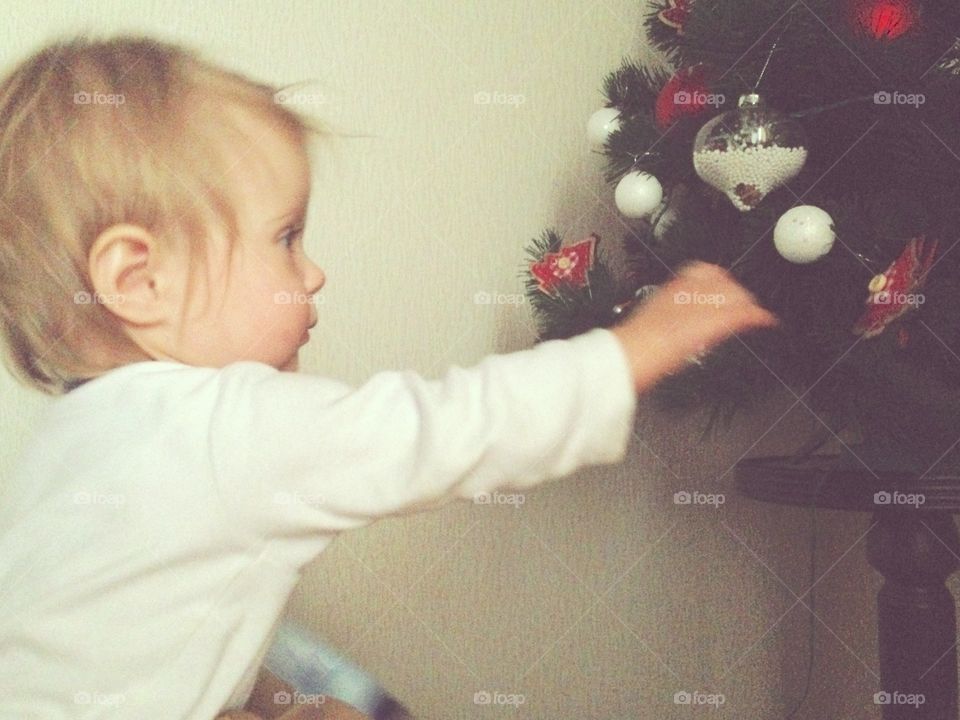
[208,327,637,537]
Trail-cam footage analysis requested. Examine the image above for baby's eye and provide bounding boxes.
[279,225,304,250]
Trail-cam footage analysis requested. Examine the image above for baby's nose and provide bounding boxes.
[308,265,326,294]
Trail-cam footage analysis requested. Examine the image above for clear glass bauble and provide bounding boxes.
[693,93,808,211]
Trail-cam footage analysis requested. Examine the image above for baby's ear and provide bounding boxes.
[86,223,181,326]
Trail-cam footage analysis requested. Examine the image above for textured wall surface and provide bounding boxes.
[0,2,894,718]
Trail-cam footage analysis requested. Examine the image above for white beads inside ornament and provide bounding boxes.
[587,107,622,148]
[773,205,835,263]
[693,145,808,212]
[615,171,663,218]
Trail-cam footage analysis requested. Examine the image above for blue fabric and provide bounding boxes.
[263,619,391,715]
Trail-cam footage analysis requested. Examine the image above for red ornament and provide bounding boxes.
[851,0,919,40]
[658,0,694,35]
[852,235,938,342]
[530,234,598,297]
[655,64,712,129]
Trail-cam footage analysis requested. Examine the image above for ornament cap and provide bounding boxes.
[738,92,763,109]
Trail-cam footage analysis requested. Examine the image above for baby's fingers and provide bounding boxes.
[724,303,780,335]
[677,260,729,281]
[704,272,779,331]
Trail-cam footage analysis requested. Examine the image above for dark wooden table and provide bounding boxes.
[736,453,960,719]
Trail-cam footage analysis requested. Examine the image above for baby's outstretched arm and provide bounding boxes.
[206,260,778,537]
[610,261,779,393]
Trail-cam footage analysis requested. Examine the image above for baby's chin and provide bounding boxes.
[279,353,299,372]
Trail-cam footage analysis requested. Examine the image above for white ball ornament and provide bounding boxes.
[773,205,835,263]
[587,107,622,148]
[614,171,663,218]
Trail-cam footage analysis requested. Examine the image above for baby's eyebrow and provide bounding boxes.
[267,196,309,227]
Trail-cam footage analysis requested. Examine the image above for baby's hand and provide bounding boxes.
[611,261,779,393]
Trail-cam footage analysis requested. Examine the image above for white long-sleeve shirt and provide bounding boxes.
[0,327,637,719]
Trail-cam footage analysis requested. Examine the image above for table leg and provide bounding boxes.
[866,509,959,719]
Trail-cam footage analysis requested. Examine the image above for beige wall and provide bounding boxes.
[0,1,899,718]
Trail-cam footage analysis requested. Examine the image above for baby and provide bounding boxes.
[0,35,778,720]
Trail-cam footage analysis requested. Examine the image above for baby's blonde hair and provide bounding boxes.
[0,34,341,395]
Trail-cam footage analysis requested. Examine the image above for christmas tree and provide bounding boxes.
[523,0,960,475]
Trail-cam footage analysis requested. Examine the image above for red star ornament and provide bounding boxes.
[852,235,938,344]
[658,0,693,35]
[530,234,598,297]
